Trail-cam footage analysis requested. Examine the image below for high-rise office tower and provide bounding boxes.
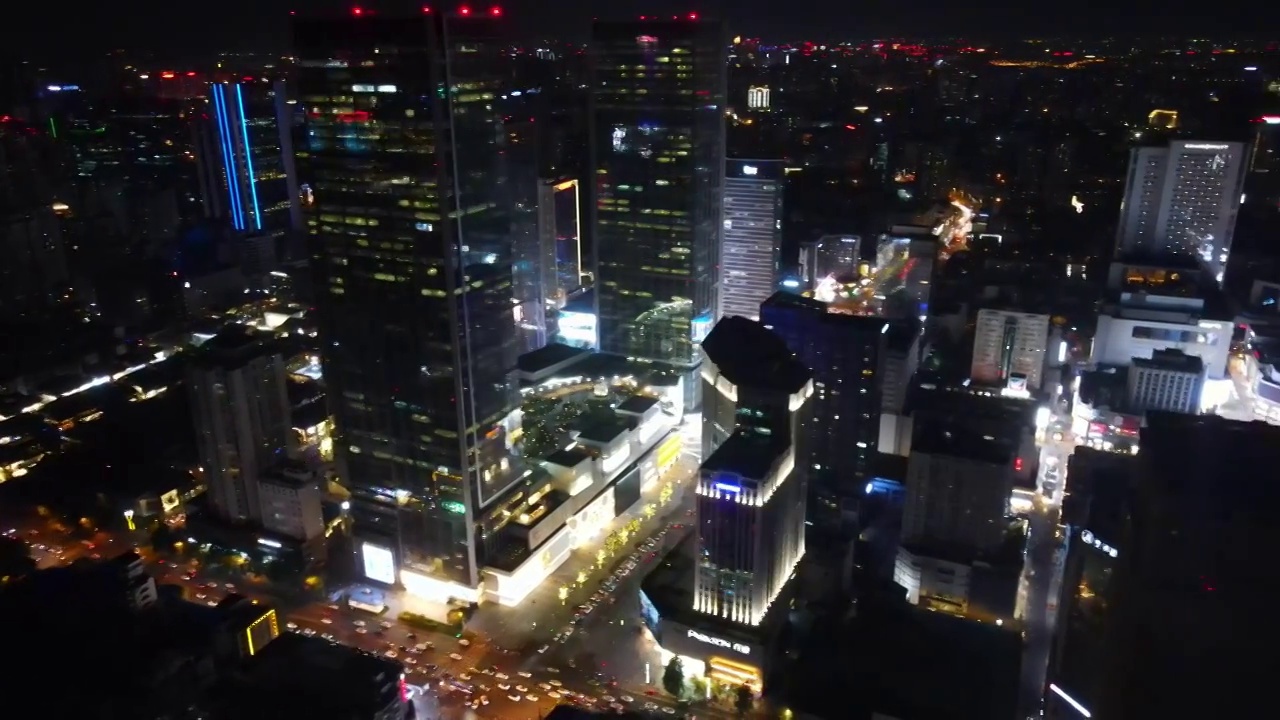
[1097,413,1279,718]
[294,8,523,595]
[188,329,293,524]
[1114,140,1247,284]
[720,159,782,321]
[590,17,726,370]
[970,308,1050,392]
[197,81,303,239]
[697,316,811,625]
[760,292,892,498]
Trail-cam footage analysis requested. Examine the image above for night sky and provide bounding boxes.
[4,0,1276,63]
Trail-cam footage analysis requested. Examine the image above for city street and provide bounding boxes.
[3,417,710,720]
[1016,429,1071,718]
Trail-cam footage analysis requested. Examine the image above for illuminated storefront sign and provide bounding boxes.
[441,500,466,515]
[1184,144,1229,150]
[1080,529,1118,558]
[687,629,750,655]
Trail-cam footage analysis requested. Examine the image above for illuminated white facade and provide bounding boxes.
[719,159,782,321]
[970,309,1050,391]
[1115,140,1247,284]
[1091,312,1230,380]
[694,317,812,626]
[695,439,805,626]
[746,86,769,110]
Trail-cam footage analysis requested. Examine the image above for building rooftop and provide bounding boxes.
[216,631,403,720]
[702,430,791,481]
[575,419,633,446]
[1133,348,1204,374]
[516,342,591,375]
[702,315,810,395]
[911,424,1013,466]
[615,394,659,416]
[784,600,1022,720]
[191,327,280,370]
[543,446,595,468]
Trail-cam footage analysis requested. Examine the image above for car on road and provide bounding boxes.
[508,694,522,702]
[548,679,562,687]
[449,653,463,661]
[515,685,528,693]
[517,671,532,678]
[497,683,511,691]
[494,673,509,680]
[384,650,397,658]
[526,694,539,702]
[537,644,549,654]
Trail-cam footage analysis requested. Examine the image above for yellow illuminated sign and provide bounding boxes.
[244,608,280,657]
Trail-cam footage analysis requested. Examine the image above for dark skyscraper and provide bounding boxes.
[294,9,522,594]
[760,292,891,499]
[589,17,726,369]
[1097,413,1278,718]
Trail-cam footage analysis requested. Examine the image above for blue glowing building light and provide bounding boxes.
[234,84,263,230]
[210,84,244,230]
[714,482,741,494]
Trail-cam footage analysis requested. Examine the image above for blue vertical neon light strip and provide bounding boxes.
[234,84,262,231]
[211,85,244,230]
[212,85,236,229]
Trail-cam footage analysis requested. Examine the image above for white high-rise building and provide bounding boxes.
[1114,140,1248,284]
[719,159,782,321]
[970,309,1051,391]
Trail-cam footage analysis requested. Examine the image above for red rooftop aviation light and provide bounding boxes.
[688,12,698,20]
[352,6,364,16]
[459,5,471,15]
[421,5,432,12]
[489,6,502,16]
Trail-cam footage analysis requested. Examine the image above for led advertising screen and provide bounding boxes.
[362,541,396,585]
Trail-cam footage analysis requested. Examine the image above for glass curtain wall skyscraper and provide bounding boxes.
[294,9,522,594]
[589,17,726,368]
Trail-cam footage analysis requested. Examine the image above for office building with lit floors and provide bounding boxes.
[1092,413,1280,718]
[720,159,782,320]
[589,16,726,385]
[970,308,1051,393]
[294,9,526,605]
[1114,140,1247,284]
[640,315,812,694]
